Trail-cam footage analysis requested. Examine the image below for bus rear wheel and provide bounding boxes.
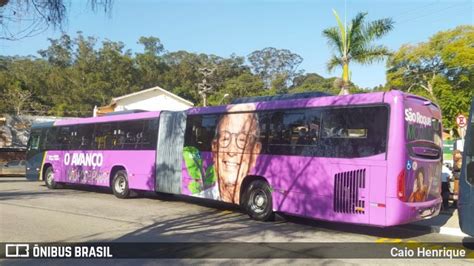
[44,167,59,189]
[244,180,274,221]
[112,170,130,199]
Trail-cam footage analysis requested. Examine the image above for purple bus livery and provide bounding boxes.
[27,90,443,227]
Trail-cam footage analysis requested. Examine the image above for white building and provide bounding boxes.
[95,86,194,116]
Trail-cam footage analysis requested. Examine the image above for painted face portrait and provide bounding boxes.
[211,104,262,204]
[409,167,427,202]
[416,171,424,190]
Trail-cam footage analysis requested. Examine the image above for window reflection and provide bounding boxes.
[184,105,389,158]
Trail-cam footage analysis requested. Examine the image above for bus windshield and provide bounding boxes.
[404,98,442,157]
[405,101,441,140]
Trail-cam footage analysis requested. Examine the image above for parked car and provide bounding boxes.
[0,160,26,176]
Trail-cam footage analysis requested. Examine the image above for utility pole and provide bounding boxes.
[198,67,215,107]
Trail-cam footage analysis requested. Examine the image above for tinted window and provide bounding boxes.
[57,126,73,149]
[320,106,388,158]
[255,112,270,152]
[93,123,116,150]
[305,109,322,145]
[116,120,145,150]
[185,105,388,158]
[39,127,72,150]
[267,111,304,154]
[257,109,320,156]
[37,118,159,151]
[142,118,159,149]
[404,108,442,145]
[90,119,158,150]
[70,124,94,150]
[27,130,41,150]
[44,127,60,150]
[184,115,219,151]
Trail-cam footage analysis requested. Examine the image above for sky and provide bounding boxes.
[0,0,472,89]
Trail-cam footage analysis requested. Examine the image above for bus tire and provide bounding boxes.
[112,170,130,199]
[244,180,274,221]
[44,167,59,189]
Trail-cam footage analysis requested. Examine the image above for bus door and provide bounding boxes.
[155,111,187,194]
[26,127,47,180]
[459,98,474,236]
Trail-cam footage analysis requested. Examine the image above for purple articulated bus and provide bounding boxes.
[27,90,443,227]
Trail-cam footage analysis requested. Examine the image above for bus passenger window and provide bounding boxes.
[117,120,145,150]
[267,111,289,154]
[71,124,94,150]
[321,106,388,158]
[44,127,59,150]
[57,127,72,149]
[28,134,40,150]
[305,110,321,138]
[142,118,159,149]
[114,129,125,149]
[264,110,322,156]
[193,126,206,145]
[255,111,269,153]
[94,123,115,150]
[184,115,218,152]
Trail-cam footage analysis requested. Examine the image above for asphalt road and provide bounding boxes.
[0,177,473,264]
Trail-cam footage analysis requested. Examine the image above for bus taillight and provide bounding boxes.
[397,169,406,201]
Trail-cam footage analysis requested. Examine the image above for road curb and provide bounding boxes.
[436,226,469,237]
[401,223,470,237]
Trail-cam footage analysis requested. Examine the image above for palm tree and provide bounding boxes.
[323,10,394,95]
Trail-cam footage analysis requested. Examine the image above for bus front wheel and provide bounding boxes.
[112,170,130,199]
[44,167,59,189]
[244,180,274,221]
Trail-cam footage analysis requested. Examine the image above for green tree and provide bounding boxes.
[135,36,168,89]
[161,51,207,104]
[36,32,140,116]
[38,34,73,67]
[289,73,364,95]
[160,51,248,106]
[97,39,138,97]
[247,47,303,90]
[1,86,33,115]
[2,32,350,115]
[387,25,474,130]
[208,72,265,105]
[323,10,394,95]
[0,56,50,115]
[1,0,112,40]
[211,54,249,91]
[290,73,335,94]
